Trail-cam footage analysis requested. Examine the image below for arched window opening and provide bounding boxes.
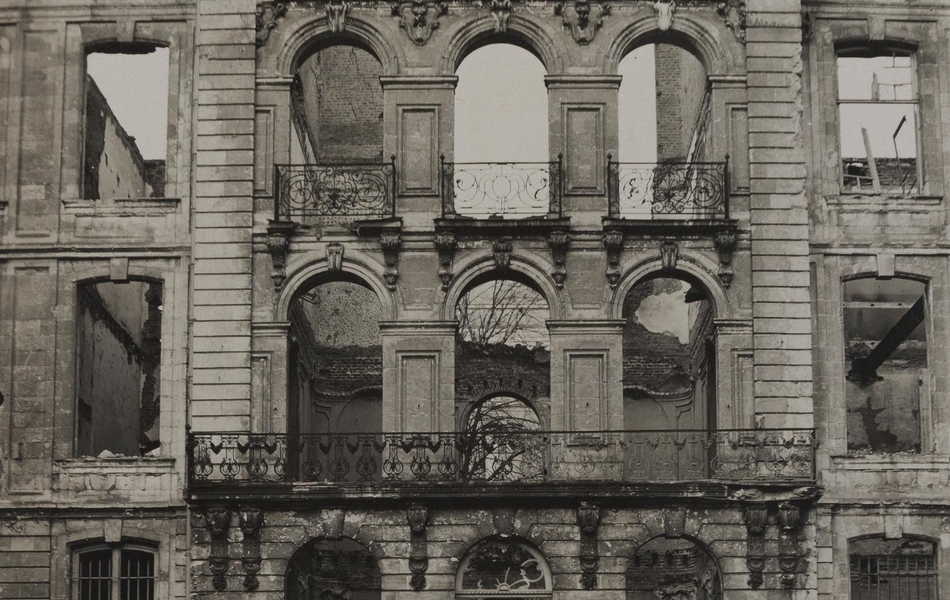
[451,44,552,218]
[457,537,552,598]
[84,45,169,200]
[76,280,163,457]
[849,536,937,599]
[844,277,928,454]
[460,395,543,481]
[626,537,722,600]
[286,538,381,600]
[615,44,722,219]
[73,541,157,600]
[287,279,383,480]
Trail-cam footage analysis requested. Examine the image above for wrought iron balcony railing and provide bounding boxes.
[441,156,563,219]
[274,158,397,222]
[607,156,730,220]
[187,429,814,488]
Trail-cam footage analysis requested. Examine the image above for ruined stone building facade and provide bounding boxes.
[0,0,948,598]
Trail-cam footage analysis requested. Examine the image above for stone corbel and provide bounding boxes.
[777,502,802,589]
[206,508,232,592]
[548,230,571,288]
[485,0,513,33]
[654,0,675,32]
[238,508,264,591]
[255,1,287,47]
[743,504,768,590]
[554,1,610,45]
[493,238,513,271]
[660,240,678,271]
[327,0,351,32]
[716,0,746,43]
[327,242,344,272]
[575,502,601,590]
[392,1,448,45]
[407,505,430,591]
[435,232,457,290]
[603,229,624,288]
[266,220,295,290]
[380,232,402,290]
[714,229,738,288]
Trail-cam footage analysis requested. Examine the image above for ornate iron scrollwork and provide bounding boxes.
[609,161,728,218]
[442,160,562,219]
[554,1,610,45]
[392,1,448,45]
[275,160,395,222]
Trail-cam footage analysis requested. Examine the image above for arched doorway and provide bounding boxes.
[286,538,381,600]
[626,537,722,600]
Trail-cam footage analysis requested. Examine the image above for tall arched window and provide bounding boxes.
[457,537,552,599]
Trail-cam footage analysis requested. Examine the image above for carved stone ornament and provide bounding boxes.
[717,0,746,43]
[777,502,800,532]
[554,1,610,45]
[327,0,351,33]
[493,238,513,271]
[743,504,769,537]
[256,1,287,47]
[434,232,457,290]
[654,0,675,32]
[407,505,430,591]
[777,502,803,589]
[575,502,601,590]
[485,0,513,33]
[548,230,570,288]
[779,553,799,588]
[746,555,765,590]
[239,508,264,591]
[744,503,767,590]
[206,508,232,592]
[379,231,402,290]
[603,229,624,288]
[654,582,697,600]
[714,229,738,288]
[660,241,678,271]
[266,220,295,290]
[392,1,448,45]
[327,243,344,272]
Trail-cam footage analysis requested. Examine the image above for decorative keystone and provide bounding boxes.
[205,508,232,592]
[603,229,624,288]
[266,220,295,290]
[485,0,513,33]
[654,0,675,32]
[434,232,457,290]
[327,0,351,32]
[554,1,610,45]
[717,0,746,43]
[238,508,264,591]
[256,1,287,47]
[714,229,738,288]
[660,240,678,272]
[492,238,513,271]
[392,1,448,45]
[407,505,430,591]
[575,503,601,590]
[380,231,402,290]
[327,243,344,273]
[548,230,571,288]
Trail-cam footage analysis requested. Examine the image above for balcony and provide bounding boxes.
[440,158,563,220]
[187,429,816,502]
[273,159,397,223]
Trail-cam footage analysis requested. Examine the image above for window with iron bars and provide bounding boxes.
[849,536,937,600]
[74,544,155,600]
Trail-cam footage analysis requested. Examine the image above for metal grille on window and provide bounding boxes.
[78,549,113,600]
[120,550,155,600]
[76,546,155,600]
[850,537,938,600]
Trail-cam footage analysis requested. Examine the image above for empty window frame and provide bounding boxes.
[843,278,928,454]
[850,537,937,600]
[83,46,169,200]
[837,49,921,195]
[74,544,156,600]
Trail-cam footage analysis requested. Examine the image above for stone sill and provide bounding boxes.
[830,454,950,470]
[54,457,176,474]
[63,197,181,216]
[829,194,943,208]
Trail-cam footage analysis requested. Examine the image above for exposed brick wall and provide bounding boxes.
[654,45,707,162]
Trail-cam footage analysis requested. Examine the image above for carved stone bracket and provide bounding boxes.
[256,1,287,47]
[266,220,295,291]
[743,504,768,590]
[603,229,624,289]
[493,238,513,271]
[327,242,344,272]
[654,0,675,32]
[660,240,678,271]
[392,1,448,45]
[485,0,513,33]
[714,229,738,288]
[435,232,457,290]
[777,502,803,589]
[548,230,571,288]
[576,503,601,590]
[554,1,610,45]
[238,508,264,591]
[717,0,746,43]
[327,0,351,32]
[206,508,232,592]
[380,232,402,289]
[407,505,430,591]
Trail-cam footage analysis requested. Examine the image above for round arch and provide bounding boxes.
[277,253,397,322]
[285,536,382,600]
[625,534,723,600]
[269,14,403,77]
[604,13,742,77]
[611,254,729,321]
[439,15,564,75]
[456,536,553,597]
[442,254,565,321]
[459,391,545,430]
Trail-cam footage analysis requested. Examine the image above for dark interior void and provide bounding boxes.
[287,280,383,438]
[291,45,383,164]
[621,277,715,432]
[76,281,162,457]
[626,537,722,600]
[844,277,927,453]
[850,537,937,600]
[286,538,381,600]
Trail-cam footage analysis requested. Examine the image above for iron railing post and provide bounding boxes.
[724,153,731,220]
[391,154,398,218]
[558,153,564,219]
[273,165,281,221]
[606,153,613,218]
[440,153,447,218]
